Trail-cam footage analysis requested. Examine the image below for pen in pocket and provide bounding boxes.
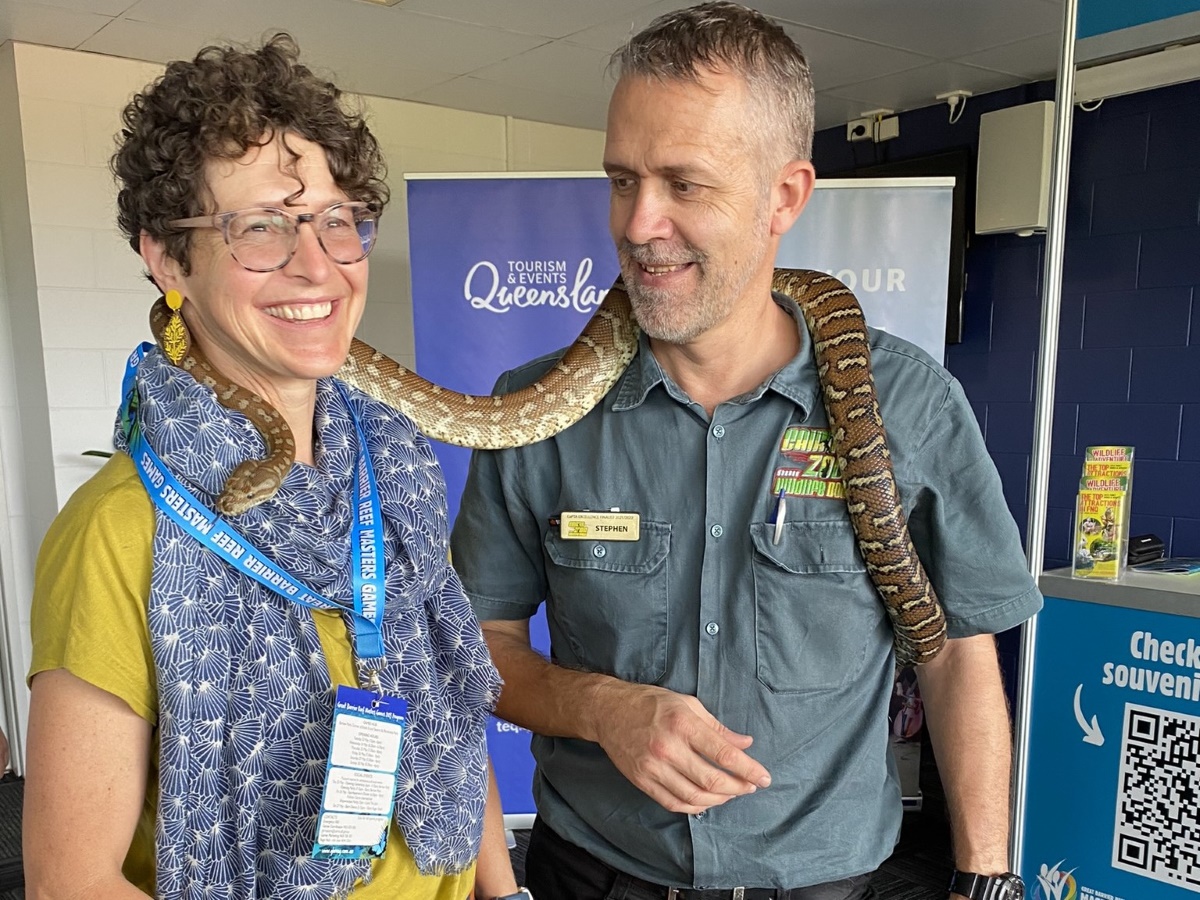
[772,488,787,545]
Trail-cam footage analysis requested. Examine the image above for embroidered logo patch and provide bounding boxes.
[773,426,845,500]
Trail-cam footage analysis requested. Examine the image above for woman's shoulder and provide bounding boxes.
[77,450,148,496]
[37,451,154,587]
[53,452,153,539]
[31,452,157,721]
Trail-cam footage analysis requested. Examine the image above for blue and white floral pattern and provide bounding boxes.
[116,350,500,900]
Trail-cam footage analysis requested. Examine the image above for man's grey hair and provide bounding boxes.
[610,1,815,163]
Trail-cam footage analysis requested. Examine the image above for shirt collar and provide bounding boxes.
[765,291,820,415]
[611,330,665,411]
[610,290,820,418]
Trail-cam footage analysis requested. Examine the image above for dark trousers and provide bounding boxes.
[524,818,877,900]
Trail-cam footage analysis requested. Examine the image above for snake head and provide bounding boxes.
[216,459,287,516]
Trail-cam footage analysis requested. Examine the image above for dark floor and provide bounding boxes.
[0,775,23,900]
[866,808,954,900]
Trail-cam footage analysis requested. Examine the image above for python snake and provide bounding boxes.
[149,268,947,665]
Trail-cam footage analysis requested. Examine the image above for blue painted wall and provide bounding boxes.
[813,76,1200,574]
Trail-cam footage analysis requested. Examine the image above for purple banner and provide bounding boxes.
[408,175,617,525]
[408,175,617,818]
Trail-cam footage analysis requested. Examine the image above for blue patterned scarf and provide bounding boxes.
[114,350,500,900]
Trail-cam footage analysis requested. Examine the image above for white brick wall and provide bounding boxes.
[508,118,606,172]
[0,41,606,769]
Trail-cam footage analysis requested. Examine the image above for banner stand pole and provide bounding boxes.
[1011,0,1078,874]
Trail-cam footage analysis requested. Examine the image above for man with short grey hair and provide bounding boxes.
[453,4,1041,899]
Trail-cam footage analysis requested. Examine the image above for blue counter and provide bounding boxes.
[1021,568,1200,900]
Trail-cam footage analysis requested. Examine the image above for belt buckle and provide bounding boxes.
[665,886,748,899]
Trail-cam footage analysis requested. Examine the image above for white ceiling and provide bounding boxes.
[0,0,1072,132]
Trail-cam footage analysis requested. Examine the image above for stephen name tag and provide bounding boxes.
[560,511,640,541]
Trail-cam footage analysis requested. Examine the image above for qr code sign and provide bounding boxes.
[1113,703,1200,892]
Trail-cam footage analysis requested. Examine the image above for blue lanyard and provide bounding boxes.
[119,344,387,663]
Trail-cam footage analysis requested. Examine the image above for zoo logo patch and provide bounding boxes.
[773,426,845,500]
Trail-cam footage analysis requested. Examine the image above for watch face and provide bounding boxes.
[996,874,1025,900]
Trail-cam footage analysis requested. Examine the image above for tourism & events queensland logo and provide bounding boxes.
[464,256,608,315]
[1034,860,1078,900]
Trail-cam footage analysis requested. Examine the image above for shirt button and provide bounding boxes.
[712,424,726,439]
[705,622,719,636]
[710,524,724,538]
[592,544,607,558]
[692,811,706,820]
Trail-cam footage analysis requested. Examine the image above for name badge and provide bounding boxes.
[560,511,641,541]
[312,685,407,860]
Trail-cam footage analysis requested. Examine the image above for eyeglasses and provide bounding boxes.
[169,201,379,272]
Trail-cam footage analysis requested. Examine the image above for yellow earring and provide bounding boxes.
[162,289,189,366]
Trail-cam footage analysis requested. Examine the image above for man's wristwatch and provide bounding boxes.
[950,870,1025,900]
[492,890,533,900]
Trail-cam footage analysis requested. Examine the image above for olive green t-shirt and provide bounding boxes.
[30,453,473,899]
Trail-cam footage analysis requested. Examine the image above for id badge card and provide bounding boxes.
[312,685,407,860]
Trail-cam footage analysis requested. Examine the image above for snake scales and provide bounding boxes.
[149,268,947,665]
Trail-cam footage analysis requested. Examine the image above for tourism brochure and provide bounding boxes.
[1072,446,1134,581]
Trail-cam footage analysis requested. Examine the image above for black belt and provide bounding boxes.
[664,888,782,900]
[527,818,867,900]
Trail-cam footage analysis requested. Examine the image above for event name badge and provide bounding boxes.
[560,511,640,541]
[313,686,408,860]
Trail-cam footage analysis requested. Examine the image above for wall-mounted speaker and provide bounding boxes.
[975,100,1055,236]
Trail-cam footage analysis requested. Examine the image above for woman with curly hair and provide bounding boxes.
[24,34,524,900]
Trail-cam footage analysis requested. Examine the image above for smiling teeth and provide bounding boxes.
[267,302,333,321]
[642,264,686,274]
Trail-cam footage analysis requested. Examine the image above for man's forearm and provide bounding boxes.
[483,620,622,743]
[916,633,1013,876]
[481,617,770,813]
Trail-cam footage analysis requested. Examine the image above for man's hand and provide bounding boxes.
[481,618,770,815]
[589,680,771,815]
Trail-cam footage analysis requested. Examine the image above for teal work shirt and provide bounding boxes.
[451,292,1042,890]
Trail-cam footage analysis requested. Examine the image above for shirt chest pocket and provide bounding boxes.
[750,520,885,693]
[543,521,671,684]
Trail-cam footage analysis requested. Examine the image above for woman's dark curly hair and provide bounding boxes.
[112,33,389,273]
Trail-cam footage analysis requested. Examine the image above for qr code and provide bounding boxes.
[1113,703,1200,892]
